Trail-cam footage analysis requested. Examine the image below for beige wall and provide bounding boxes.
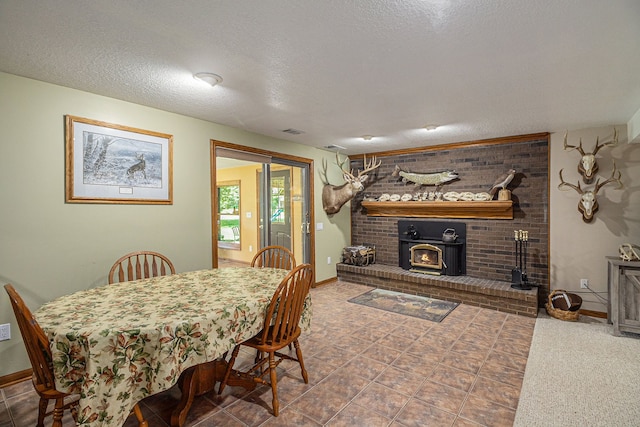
[0,72,351,377]
[550,125,640,312]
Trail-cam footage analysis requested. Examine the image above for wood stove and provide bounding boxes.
[398,220,466,276]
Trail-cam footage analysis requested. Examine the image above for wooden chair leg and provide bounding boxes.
[293,340,308,383]
[36,397,48,427]
[51,398,65,427]
[219,345,240,394]
[268,352,280,416]
[132,403,148,427]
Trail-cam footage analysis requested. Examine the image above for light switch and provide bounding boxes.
[316,222,323,231]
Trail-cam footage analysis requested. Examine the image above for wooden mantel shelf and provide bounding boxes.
[360,200,513,219]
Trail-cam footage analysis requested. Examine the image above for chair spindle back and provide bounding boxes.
[108,251,175,284]
[257,264,313,346]
[251,245,296,270]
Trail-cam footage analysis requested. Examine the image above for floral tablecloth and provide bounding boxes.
[34,267,311,427]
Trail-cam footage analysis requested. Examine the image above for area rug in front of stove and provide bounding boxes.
[348,288,458,322]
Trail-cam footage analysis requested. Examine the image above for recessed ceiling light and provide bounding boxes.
[424,124,438,131]
[362,135,374,141]
[194,72,223,87]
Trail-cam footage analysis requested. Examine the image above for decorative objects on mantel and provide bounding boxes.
[488,169,516,200]
[360,200,513,219]
[392,165,459,190]
[442,191,492,201]
[369,161,519,219]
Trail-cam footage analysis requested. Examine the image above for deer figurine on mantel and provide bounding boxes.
[320,152,381,215]
[563,128,618,184]
[558,161,623,223]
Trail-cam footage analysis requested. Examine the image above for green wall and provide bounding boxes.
[0,72,351,377]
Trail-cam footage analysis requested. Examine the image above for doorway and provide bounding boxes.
[211,141,313,269]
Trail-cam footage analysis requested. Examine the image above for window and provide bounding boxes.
[271,175,286,224]
[217,181,240,249]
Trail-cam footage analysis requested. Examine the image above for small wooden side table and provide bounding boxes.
[607,256,640,336]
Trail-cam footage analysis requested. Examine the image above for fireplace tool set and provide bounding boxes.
[511,230,534,290]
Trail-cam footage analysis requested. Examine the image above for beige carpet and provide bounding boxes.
[514,310,640,426]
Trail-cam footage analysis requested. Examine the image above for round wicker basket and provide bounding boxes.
[545,289,582,321]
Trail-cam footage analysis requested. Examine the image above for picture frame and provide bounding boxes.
[65,115,173,204]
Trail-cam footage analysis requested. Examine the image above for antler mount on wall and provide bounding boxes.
[563,128,618,184]
[320,153,381,215]
[558,128,623,223]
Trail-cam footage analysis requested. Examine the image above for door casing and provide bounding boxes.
[210,140,314,269]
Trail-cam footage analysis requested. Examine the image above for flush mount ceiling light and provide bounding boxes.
[424,124,438,131]
[194,72,223,87]
[361,135,374,141]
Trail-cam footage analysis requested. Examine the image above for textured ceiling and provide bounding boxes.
[1,0,639,154]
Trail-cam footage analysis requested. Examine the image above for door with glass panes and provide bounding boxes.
[213,142,311,268]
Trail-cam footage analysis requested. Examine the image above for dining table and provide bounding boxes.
[34,267,311,427]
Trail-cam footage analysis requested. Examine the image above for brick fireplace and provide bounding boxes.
[337,215,540,316]
[337,134,550,313]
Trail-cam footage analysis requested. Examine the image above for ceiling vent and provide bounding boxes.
[282,128,305,135]
[324,144,346,151]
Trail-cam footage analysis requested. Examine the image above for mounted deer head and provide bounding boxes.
[320,152,381,214]
[558,161,622,223]
[563,128,618,184]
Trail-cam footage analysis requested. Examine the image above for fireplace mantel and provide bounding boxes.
[360,200,513,219]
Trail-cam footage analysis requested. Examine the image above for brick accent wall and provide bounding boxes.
[348,135,549,303]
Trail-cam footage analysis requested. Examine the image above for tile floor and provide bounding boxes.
[0,279,535,427]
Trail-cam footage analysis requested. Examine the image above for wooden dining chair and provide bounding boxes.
[108,250,175,284]
[4,284,148,427]
[251,245,297,351]
[218,263,314,416]
[4,284,79,427]
[250,245,296,270]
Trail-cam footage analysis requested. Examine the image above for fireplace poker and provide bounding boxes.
[511,230,522,286]
[513,230,518,269]
[519,230,523,275]
[522,231,528,284]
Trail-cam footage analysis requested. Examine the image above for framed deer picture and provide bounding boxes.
[65,115,173,204]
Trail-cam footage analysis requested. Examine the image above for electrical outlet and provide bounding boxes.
[249,245,253,252]
[327,256,332,265]
[0,323,10,341]
[580,278,589,289]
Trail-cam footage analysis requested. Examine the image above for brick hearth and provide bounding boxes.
[336,263,538,317]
